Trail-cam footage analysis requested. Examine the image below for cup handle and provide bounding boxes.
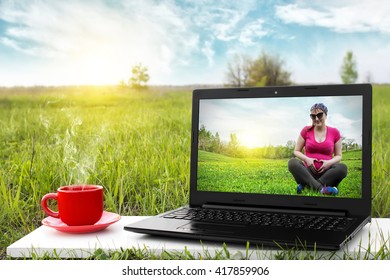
[41,193,60,218]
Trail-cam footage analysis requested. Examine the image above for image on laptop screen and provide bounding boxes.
[197,95,363,199]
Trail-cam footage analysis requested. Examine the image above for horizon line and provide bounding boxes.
[0,82,387,89]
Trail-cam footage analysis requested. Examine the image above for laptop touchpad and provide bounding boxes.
[178,222,244,234]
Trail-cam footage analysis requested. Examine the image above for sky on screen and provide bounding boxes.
[199,95,363,148]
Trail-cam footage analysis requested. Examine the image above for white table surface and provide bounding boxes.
[7,217,390,259]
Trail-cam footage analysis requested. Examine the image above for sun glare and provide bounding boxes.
[239,132,261,149]
[74,54,116,85]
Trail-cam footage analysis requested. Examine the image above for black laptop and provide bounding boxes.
[124,84,372,250]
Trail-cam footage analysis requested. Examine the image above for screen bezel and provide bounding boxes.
[189,84,372,216]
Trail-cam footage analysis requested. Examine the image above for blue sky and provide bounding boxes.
[0,0,389,86]
[199,96,363,148]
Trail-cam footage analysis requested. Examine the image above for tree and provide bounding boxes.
[118,79,127,89]
[247,52,292,86]
[129,63,150,89]
[198,125,213,151]
[342,138,356,152]
[285,140,296,157]
[364,71,373,83]
[225,54,250,87]
[225,51,292,87]
[227,133,240,157]
[340,51,358,84]
[211,132,222,153]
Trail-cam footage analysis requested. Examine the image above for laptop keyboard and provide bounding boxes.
[163,207,356,232]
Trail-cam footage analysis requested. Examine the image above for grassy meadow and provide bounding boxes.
[0,86,192,259]
[0,84,390,259]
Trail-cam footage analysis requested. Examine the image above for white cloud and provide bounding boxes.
[0,0,201,85]
[0,37,24,52]
[1,0,389,86]
[201,40,215,67]
[275,1,390,34]
[183,0,258,41]
[239,19,269,46]
[329,113,362,145]
[212,9,247,41]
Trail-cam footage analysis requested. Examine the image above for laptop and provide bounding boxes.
[124,84,372,250]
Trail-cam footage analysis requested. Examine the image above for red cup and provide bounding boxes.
[41,185,103,226]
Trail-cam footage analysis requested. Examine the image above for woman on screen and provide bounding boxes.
[288,103,347,195]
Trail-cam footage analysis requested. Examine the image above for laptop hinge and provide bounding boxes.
[202,203,347,217]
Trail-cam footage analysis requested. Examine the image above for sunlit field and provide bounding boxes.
[197,149,362,198]
[0,84,389,259]
[0,86,193,259]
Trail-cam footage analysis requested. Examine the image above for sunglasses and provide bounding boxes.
[310,112,324,120]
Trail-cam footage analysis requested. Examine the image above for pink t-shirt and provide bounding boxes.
[300,126,341,161]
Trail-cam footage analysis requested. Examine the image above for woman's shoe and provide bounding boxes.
[320,186,338,195]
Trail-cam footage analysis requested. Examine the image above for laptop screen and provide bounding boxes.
[197,95,363,199]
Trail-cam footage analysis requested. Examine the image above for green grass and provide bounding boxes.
[0,84,390,260]
[198,151,294,194]
[372,85,390,217]
[0,86,192,259]
[197,150,362,197]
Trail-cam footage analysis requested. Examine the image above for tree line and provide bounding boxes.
[199,125,361,160]
[198,125,295,159]
[120,50,360,90]
[225,50,360,87]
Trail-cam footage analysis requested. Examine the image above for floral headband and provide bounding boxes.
[310,103,328,115]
